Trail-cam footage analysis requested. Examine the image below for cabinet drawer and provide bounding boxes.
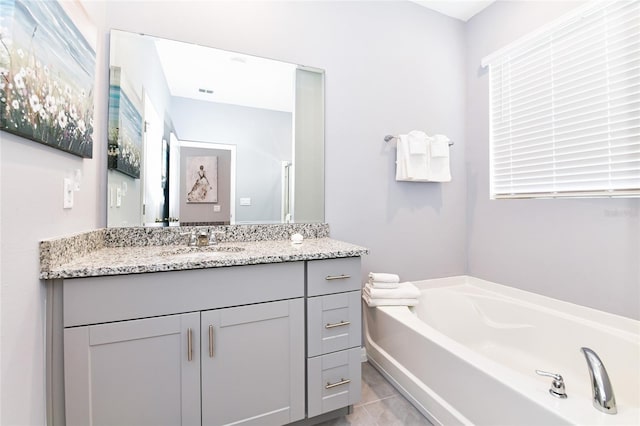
[307,347,361,418]
[63,262,304,327]
[307,291,361,357]
[307,257,361,297]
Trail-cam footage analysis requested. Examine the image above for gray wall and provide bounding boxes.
[171,97,292,224]
[465,1,640,319]
[180,146,232,224]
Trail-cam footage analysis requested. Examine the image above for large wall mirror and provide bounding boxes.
[107,30,324,227]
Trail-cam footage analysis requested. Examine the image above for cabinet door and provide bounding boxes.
[201,299,305,426]
[64,313,200,426]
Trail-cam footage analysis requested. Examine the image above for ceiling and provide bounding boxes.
[154,38,297,113]
[410,0,496,21]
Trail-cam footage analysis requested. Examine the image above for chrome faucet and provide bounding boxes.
[581,347,617,414]
[207,229,224,246]
[183,229,224,247]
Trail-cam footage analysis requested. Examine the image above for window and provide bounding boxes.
[483,1,640,199]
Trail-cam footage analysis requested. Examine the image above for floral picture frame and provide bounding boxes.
[107,66,142,179]
[0,0,96,158]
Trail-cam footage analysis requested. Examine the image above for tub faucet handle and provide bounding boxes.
[536,370,567,399]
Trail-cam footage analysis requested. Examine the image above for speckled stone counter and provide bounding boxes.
[40,224,368,279]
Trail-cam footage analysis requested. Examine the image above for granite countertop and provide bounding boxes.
[41,235,368,279]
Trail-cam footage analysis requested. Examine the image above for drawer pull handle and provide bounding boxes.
[325,378,351,389]
[209,325,215,358]
[187,328,193,362]
[325,274,351,281]
[325,320,351,329]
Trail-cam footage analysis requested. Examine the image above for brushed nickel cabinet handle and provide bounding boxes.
[208,325,214,358]
[187,328,193,362]
[325,274,351,281]
[325,320,351,329]
[325,378,351,389]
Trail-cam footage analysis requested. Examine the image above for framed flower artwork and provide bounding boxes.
[0,0,97,158]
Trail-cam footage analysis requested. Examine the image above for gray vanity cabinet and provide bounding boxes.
[201,299,305,426]
[52,257,363,426]
[58,262,306,426]
[63,312,201,426]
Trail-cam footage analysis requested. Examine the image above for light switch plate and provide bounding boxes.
[240,197,251,206]
[63,178,74,209]
[213,205,221,212]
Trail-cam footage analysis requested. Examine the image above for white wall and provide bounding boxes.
[0,1,109,423]
[465,1,640,319]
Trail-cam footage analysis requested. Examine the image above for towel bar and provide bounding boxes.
[384,134,454,146]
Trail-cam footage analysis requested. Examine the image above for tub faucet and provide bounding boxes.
[581,347,617,414]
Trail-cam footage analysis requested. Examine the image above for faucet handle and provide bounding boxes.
[536,370,567,399]
[208,230,225,245]
[180,230,197,246]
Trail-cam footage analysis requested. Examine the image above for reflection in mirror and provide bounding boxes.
[107,30,324,227]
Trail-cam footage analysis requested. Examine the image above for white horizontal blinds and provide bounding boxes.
[489,1,640,198]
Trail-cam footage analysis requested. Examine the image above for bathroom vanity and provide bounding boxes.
[41,225,367,426]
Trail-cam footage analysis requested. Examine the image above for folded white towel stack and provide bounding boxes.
[363,282,420,299]
[362,293,419,307]
[368,272,400,283]
[362,280,420,307]
[367,272,400,289]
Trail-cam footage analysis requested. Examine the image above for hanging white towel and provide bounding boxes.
[396,131,430,181]
[405,131,429,179]
[395,135,409,181]
[427,134,451,182]
[408,131,428,155]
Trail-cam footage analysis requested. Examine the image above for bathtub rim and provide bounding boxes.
[363,275,640,426]
[414,275,639,335]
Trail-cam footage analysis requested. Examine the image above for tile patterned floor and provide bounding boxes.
[316,362,433,426]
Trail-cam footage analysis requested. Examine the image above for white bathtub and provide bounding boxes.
[363,275,640,426]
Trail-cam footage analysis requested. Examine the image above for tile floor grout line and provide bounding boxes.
[356,393,399,408]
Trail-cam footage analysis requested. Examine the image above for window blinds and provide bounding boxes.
[485,0,640,199]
